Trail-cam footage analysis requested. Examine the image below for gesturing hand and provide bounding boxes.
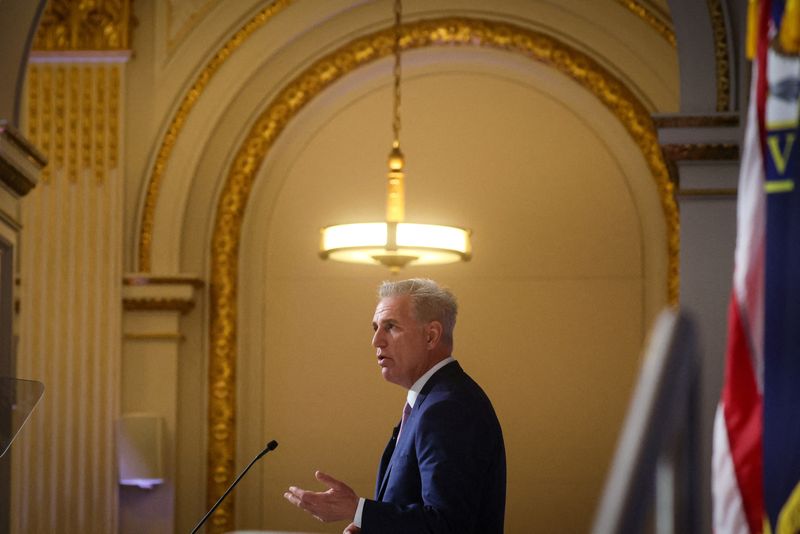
[283,470,359,523]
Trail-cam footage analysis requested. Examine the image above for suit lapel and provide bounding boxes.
[377,404,418,501]
[375,362,463,501]
[375,423,400,499]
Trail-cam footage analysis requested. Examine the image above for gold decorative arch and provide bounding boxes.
[203,16,678,533]
[615,0,676,47]
[136,0,294,272]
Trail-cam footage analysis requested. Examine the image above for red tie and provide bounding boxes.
[398,402,412,440]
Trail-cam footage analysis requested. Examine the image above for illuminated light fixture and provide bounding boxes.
[319,0,472,272]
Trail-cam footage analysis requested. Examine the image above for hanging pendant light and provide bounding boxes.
[319,0,472,272]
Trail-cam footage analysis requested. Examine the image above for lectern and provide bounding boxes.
[0,376,44,458]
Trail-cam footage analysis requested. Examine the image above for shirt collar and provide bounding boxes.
[407,356,455,408]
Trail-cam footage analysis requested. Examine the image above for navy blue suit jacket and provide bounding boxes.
[361,361,506,533]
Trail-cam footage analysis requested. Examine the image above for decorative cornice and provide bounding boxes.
[124,273,205,289]
[652,114,739,129]
[32,0,134,51]
[615,0,676,47]
[0,120,45,197]
[0,121,47,166]
[661,142,739,162]
[121,275,201,315]
[661,142,739,192]
[0,158,38,198]
[204,16,680,534]
[137,0,294,272]
[122,297,195,314]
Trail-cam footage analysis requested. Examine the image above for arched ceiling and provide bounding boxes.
[127,0,679,274]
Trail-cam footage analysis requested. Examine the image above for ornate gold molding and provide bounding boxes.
[68,67,79,182]
[707,0,731,111]
[40,66,52,183]
[205,16,679,534]
[615,0,676,47]
[137,0,294,272]
[32,0,133,51]
[94,67,107,184]
[25,63,120,186]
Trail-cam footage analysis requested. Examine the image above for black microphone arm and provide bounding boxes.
[190,440,279,533]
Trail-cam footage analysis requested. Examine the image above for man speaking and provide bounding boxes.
[284,278,506,533]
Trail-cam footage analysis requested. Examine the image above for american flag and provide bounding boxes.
[712,1,800,532]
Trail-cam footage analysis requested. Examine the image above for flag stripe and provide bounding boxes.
[713,406,751,534]
[722,296,764,533]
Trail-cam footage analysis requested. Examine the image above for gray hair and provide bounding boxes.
[378,278,458,344]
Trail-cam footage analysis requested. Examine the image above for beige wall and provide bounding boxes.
[233,57,663,532]
[140,1,678,532]
[3,0,693,533]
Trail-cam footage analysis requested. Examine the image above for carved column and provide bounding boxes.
[11,1,132,532]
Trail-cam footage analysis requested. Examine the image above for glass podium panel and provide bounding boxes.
[0,377,44,458]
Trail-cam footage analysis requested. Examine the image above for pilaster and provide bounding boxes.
[12,1,134,532]
[120,273,203,534]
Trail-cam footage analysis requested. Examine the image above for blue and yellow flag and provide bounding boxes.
[764,1,800,532]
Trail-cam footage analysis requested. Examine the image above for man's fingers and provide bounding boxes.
[284,472,358,524]
[315,470,344,490]
[283,486,316,510]
[283,489,302,508]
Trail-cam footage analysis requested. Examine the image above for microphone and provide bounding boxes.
[190,440,279,533]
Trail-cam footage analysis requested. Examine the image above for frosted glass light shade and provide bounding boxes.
[320,222,471,269]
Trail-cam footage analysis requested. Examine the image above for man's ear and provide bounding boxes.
[425,321,443,348]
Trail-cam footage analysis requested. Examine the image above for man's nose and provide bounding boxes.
[372,329,385,347]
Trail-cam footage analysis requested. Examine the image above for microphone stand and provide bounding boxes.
[190,440,279,533]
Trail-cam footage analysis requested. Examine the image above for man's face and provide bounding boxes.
[371,295,431,389]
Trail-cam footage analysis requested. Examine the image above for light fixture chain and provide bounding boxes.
[319,0,471,269]
[392,0,402,147]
